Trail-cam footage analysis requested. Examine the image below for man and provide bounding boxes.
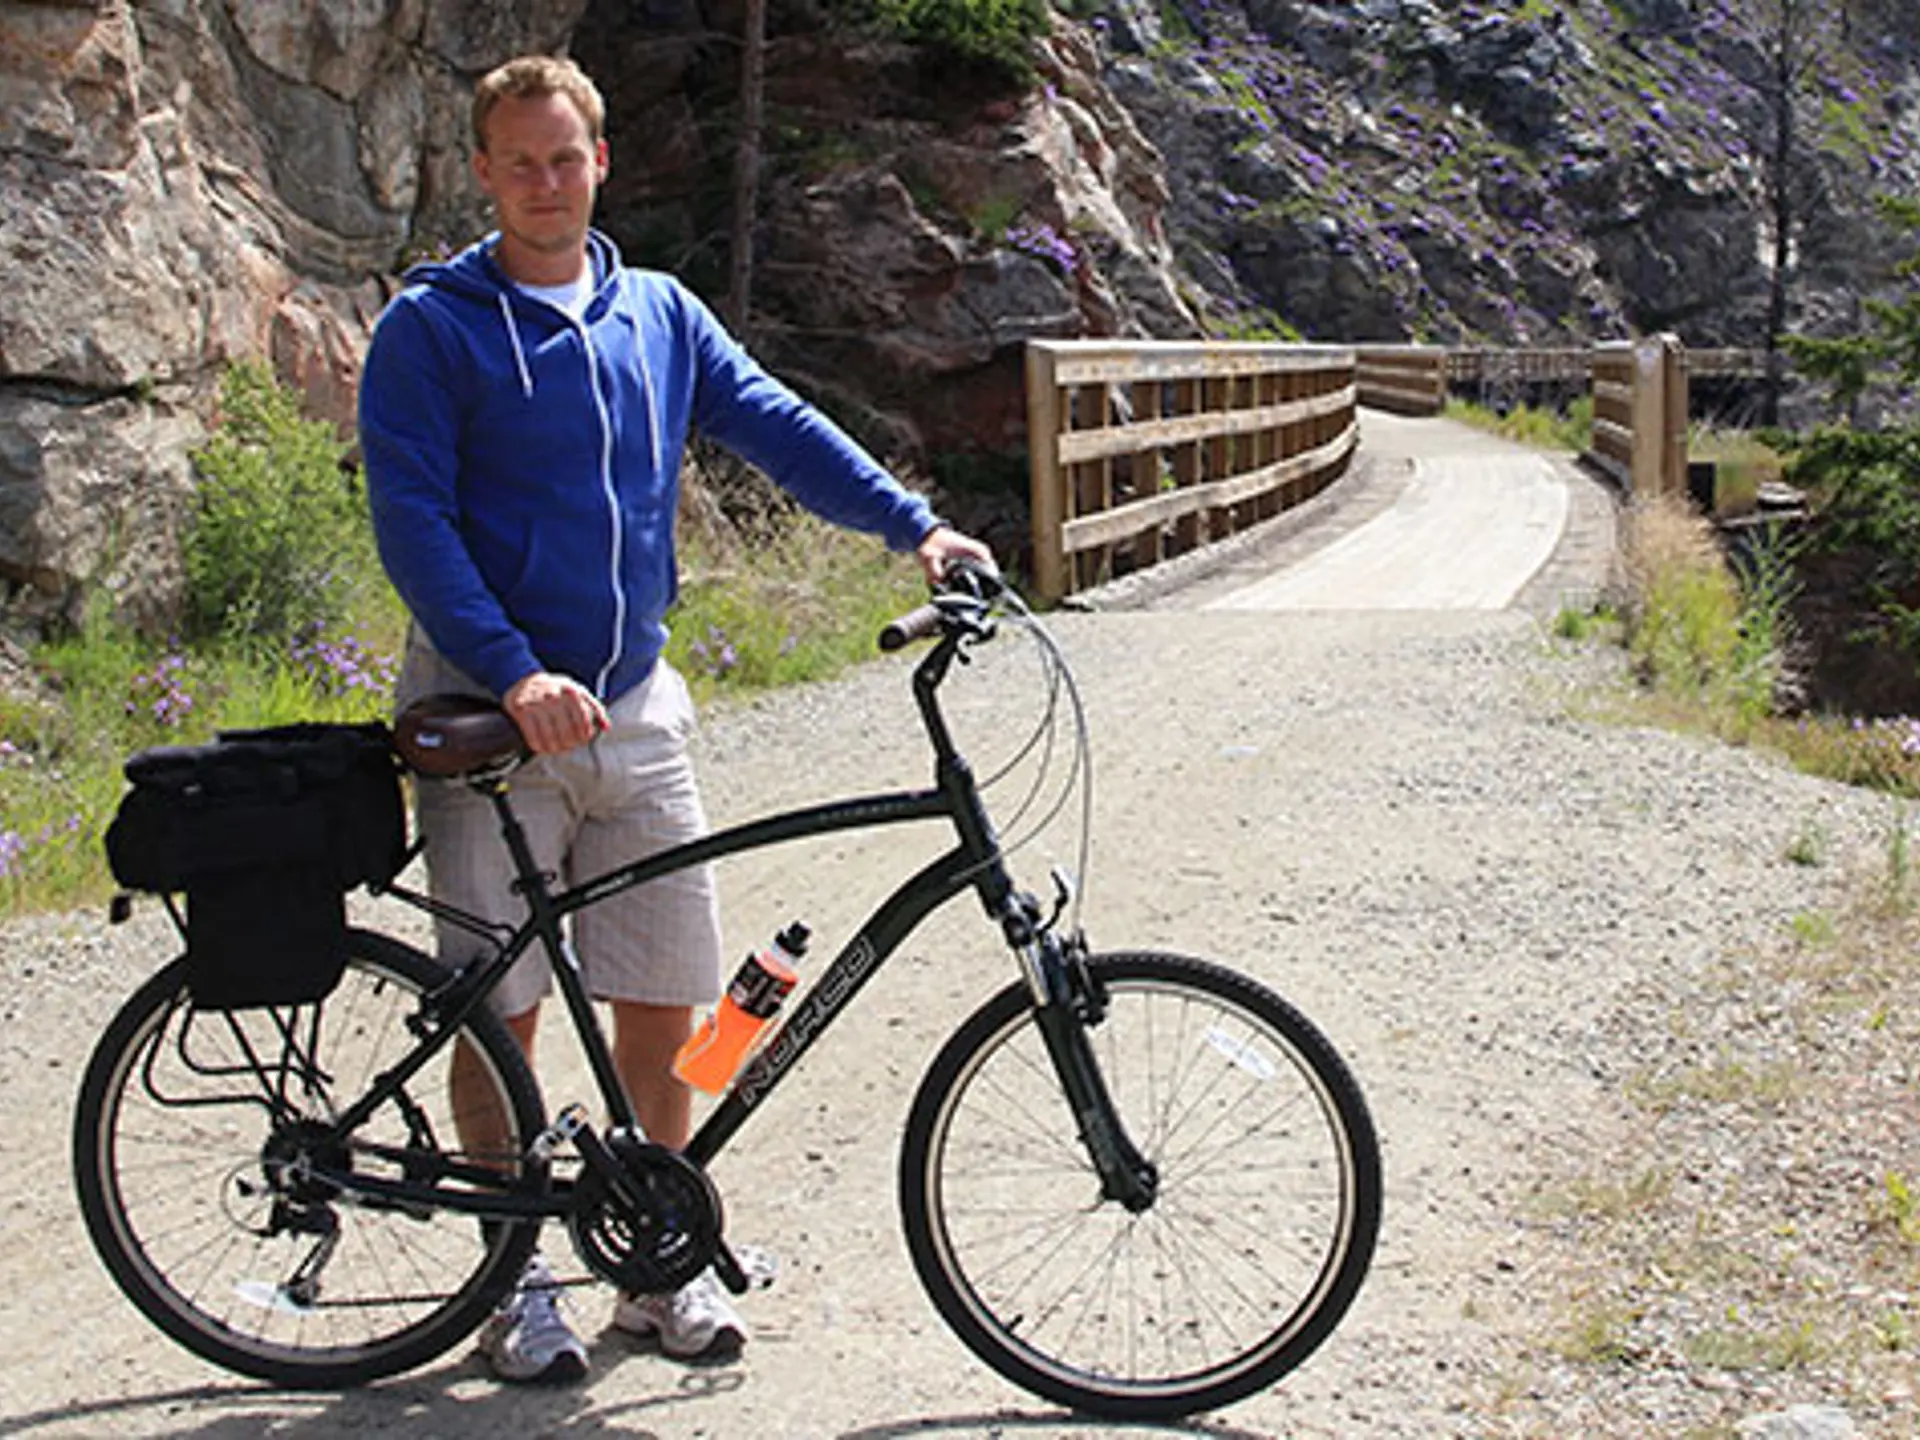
[358,53,992,1384]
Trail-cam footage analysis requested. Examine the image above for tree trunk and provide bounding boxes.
[724,0,767,335]
[1760,0,1806,427]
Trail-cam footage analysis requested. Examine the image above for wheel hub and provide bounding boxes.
[260,1120,351,1205]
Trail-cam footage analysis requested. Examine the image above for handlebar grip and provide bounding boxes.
[878,603,944,652]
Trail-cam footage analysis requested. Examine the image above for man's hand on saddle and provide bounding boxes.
[503,670,611,754]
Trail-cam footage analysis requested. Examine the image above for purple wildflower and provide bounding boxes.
[1005,222,1077,275]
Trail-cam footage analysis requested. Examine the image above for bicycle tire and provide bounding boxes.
[898,951,1381,1420]
[73,928,548,1387]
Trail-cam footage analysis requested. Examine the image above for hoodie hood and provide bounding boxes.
[403,228,625,309]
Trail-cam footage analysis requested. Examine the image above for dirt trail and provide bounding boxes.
[1,425,1891,1437]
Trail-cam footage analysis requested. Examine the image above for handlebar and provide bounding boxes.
[878,604,944,652]
[878,559,1006,652]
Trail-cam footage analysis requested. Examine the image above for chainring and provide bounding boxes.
[567,1130,722,1294]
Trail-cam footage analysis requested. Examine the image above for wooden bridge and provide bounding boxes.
[1026,337,1766,602]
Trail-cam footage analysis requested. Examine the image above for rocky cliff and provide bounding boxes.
[1103,0,1919,348]
[1,0,1914,631]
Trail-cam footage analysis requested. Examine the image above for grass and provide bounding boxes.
[1587,491,1920,806]
[1554,1302,1642,1365]
[667,478,927,706]
[0,628,403,915]
[1443,396,1592,453]
[1617,493,1788,728]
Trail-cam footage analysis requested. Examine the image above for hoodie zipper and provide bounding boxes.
[497,273,656,699]
[575,317,628,698]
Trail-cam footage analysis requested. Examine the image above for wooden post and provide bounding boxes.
[1132,378,1163,569]
[1628,337,1665,496]
[1026,343,1066,602]
[1171,378,1200,553]
[1659,334,1689,498]
[1625,333,1689,497]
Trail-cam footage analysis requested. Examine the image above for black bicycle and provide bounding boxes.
[71,564,1381,1421]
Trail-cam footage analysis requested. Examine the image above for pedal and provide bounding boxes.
[527,1102,589,1163]
[713,1240,779,1295]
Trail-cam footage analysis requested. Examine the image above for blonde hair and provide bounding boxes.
[472,56,605,152]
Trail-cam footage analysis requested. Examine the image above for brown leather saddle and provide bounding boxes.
[392,694,527,778]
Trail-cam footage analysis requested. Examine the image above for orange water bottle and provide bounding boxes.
[673,922,811,1094]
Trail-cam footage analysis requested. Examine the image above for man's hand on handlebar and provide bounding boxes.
[881,542,1006,652]
[915,525,997,587]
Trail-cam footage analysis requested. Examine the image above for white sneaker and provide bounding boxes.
[613,1268,746,1360]
[477,1255,588,1384]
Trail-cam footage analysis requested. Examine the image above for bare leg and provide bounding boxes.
[452,1005,541,1161]
[611,1000,694,1149]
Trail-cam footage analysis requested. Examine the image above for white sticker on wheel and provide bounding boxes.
[1205,1025,1276,1081]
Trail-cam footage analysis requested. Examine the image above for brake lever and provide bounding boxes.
[933,590,996,645]
[1041,865,1076,933]
[939,556,1006,604]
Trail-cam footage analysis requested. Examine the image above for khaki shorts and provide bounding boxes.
[398,632,723,1019]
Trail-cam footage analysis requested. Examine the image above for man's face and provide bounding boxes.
[473,92,608,267]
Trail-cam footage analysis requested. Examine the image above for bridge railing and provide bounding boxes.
[1025,340,1357,601]
[1026,337,1764,599]
[1355,346,1447,414]
[1354,337,1748,497]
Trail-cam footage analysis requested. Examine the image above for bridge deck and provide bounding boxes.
[1205,454,1566,611]
[1078,409,1614,616]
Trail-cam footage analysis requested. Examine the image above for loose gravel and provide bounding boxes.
[2,603,1909,1438]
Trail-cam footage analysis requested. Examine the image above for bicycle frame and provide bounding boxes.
[328,625,1029,1190]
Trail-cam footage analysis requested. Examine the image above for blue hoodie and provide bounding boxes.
[359,230,939,702]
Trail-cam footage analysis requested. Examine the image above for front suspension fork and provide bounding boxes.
[1016,913,1159,1213]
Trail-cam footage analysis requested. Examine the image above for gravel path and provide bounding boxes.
[1,439,1901,1436]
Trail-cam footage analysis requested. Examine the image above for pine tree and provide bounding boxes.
[1785,194,1920,663]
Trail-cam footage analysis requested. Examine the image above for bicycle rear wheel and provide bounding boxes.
[899,951,1380,1420]
[73,928,547,1387]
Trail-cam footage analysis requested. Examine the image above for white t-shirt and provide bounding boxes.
[518,272,593,318]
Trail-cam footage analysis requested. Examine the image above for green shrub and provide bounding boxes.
[5,373,929,917]
[185,362,398,653]
[863,0,1050,82]
[1779,193,1920,674]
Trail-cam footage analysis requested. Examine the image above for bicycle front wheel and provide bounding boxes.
[899,951,1381,1420]
[73,928,547,1387]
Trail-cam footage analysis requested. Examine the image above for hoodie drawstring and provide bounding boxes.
[498,293,534,398]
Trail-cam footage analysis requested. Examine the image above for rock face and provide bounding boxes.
[1,0,1915,628]
[1092,0,1916,349]
[0,0,588,628]
[580,3,1197,452]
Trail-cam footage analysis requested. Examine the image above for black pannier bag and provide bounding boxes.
[104,722,407,1010]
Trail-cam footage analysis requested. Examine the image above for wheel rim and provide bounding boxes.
[86,956,532,1371]
[920,973,1367,1400]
